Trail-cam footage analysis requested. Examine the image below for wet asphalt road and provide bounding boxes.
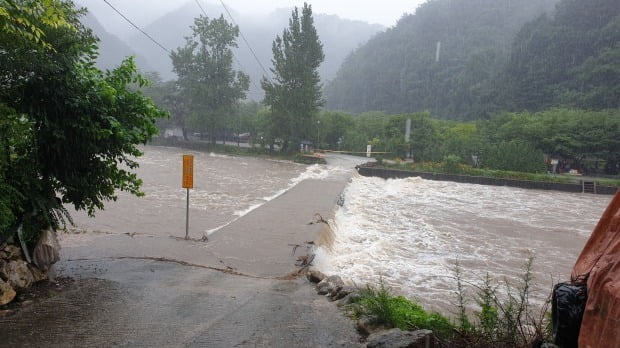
[1,259,361,347]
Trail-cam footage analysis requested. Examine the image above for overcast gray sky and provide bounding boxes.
[77,0,426,38]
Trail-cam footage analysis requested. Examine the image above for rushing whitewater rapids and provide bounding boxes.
[314,173,612,313]
[69,146,611,315]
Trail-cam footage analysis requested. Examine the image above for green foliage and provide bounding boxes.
[450,257,551,347]
[171,14,249,143]
[480,109,620,174]
[324,0,619,118]
[443,155,463,174]
[0,0,74,50]
[482,141,546,173]
[0,1,165,244]
[262,3,324,152]
[502,0,620,112]
[350,281,454,339]
[324,0,558,118]
[475,273,500,340]
[142,73,188,140]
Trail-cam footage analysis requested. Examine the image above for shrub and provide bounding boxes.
[482,141,546,173]
[451,257,551,347]
[444,154,463,173]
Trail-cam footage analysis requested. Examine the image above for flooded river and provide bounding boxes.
[70,146,612,314]
[314,174,611,313]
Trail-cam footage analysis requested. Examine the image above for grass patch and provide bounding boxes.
[594,177,620,187]
[349,281,454,339]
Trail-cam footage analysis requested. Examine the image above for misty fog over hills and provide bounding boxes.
[80,1,384,100]
[80,12,152,72]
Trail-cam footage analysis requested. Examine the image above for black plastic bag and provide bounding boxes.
[552,282,587,348]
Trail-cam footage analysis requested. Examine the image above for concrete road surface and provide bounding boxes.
[0,154,365,347]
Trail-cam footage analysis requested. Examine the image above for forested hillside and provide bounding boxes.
[324,0,561,118]
[503,0,620,111]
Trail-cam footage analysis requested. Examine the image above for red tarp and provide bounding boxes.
[571,190,620,348]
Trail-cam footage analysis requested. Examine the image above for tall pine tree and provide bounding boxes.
[262,3,324,152]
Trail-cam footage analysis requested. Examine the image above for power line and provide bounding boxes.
[193,0,263,93]
[102,0,170,54]
[194,0,208,18]
[215,0,272,81]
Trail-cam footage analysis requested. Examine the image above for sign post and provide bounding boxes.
[182,155,194,240]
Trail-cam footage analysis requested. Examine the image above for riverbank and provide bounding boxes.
[357,164,619,195]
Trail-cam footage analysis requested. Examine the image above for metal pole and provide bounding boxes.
[317,120,320,150]
[185,188,189,240]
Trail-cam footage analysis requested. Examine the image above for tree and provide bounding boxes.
[142,73,189,141]
[0,0,74,50]
[0,1,166,245]
[262,3,324,152]
[171,15,249,144]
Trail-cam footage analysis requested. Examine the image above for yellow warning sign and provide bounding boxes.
[182,155,194,188]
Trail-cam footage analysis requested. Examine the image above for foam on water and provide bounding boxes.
[314,174,612,313]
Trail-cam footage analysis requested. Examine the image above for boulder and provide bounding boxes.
[317,282,330,295]
[333,285,357,300]
[337,290,361,307]
[307,270,326,283]
[2,260,34,290]
[366,328,435,348]
[29,264,48,282]
[356,317,390,336]
[0,278,16,306]
[316,275,344,296]
[2,245,22,260]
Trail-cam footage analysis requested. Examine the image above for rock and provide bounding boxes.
[33,229,60,271]
[356,318,390,336]
[0,259,6,281]
[2,260,34,290]
[337,290,361,307]
[0,278,16,306]
[307,270,326,283]
[333,285,357,300]
[316,275,344,297]
[29,264,48,282]
[3,245,22,260]
[366,328,435,348]
[316,279,331,295]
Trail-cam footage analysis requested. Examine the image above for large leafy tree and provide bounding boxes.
[0,1,165,244]
[262,3,324,152]
[171,15,249,144]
